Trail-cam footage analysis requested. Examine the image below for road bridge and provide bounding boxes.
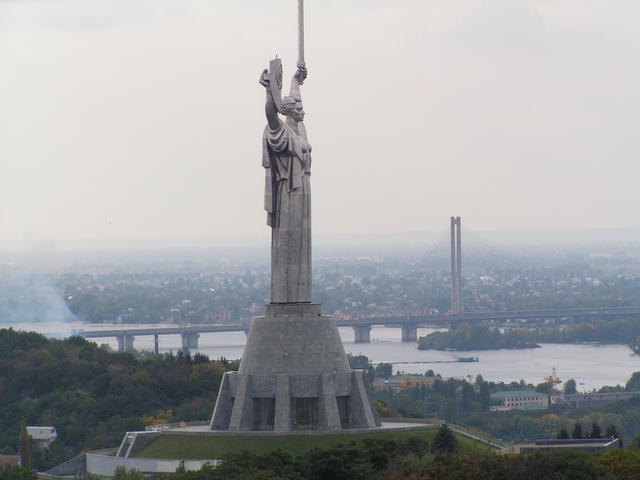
[77,306,640,352]
[81,325,251,353]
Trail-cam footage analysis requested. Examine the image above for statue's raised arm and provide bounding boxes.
[259,69,280,130]
[291,66,307,98]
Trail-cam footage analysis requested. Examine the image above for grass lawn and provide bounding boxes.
[135,428,489,459]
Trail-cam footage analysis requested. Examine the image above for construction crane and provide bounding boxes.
[544,367,562,393]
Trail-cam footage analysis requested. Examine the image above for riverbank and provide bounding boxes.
[9,321,640,391]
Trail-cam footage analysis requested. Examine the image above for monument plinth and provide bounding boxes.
[211,303,377,432]
[210,1,378,433]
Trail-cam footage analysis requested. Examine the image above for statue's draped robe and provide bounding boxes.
[263,118,312,303]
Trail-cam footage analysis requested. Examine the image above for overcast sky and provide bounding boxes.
[1,0,639,251]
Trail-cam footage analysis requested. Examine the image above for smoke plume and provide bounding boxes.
[0,273,76,324]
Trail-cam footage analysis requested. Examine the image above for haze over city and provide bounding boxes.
[1,0,639,253]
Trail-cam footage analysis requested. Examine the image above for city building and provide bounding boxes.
[490,390,548,411]
[373,375,439,392]
[555,391,640,409]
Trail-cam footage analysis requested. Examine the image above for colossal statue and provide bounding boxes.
[260,66,312,303]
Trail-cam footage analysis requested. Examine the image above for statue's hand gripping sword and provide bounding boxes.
[264,1,307,112]
[297,0,306,85]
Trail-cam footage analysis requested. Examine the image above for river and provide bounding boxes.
[7,321,640,392]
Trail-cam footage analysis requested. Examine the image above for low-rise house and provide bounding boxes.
[0,456,20,468]
[27,426,57,447]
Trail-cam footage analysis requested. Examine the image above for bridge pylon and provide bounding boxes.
[353,325,372,343]
[115,334,135,353]
[181,332,200,353]
[401,325,418,343]
[450,216,462,314]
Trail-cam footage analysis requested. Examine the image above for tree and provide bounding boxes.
[625,371,640,391]
[587,422,602,439]
[605,425,622,447]
[431,424,458,453]
[536,382,551,394]
[478,381,491,411]
[0,466,36,480]
[441,399,457,423]
[557,428,569,439]
[572,422,583,439]
[113,467,145,480]
[374,363,393,378]
[564,378,577,395]
[18,421,31,470]
[347,354,375,382]
[601,449,640,479]
[0,329,237,471]
[192,353,210,365]
[461,382,474,411]
[629,433,640,450]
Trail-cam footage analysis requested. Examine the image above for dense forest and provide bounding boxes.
[0,329,235,470]
[168,445,640,480]
[418,324,541,350]
[375,376,640,443]
[365,355,640,443]
[5,329,640,474]
[6,440,640,480]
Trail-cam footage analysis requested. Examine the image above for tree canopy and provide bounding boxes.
[0,329,235,470]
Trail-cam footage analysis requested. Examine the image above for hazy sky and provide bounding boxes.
[1,0,639,251]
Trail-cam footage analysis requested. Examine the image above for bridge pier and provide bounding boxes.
[401,325,418,343]
[181,332,200,352]
[353,325,371,343]
[115,334,135,353]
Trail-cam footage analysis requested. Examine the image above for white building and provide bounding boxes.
[27,426,57,447]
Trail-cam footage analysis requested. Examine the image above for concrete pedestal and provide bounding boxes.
[210,303,378,432]
[401,325,418,343]
[181,332,200,352]
[353,325,372,343]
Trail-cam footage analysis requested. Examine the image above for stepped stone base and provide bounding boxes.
[210,303,379,432]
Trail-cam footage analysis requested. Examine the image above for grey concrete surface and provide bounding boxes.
[86,452,215,476]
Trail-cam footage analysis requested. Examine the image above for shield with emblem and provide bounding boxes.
[268,57,284,113]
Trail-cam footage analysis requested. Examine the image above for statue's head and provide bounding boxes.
[281,96,305,122]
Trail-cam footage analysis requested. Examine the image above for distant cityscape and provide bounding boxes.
[15,244,635,325]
